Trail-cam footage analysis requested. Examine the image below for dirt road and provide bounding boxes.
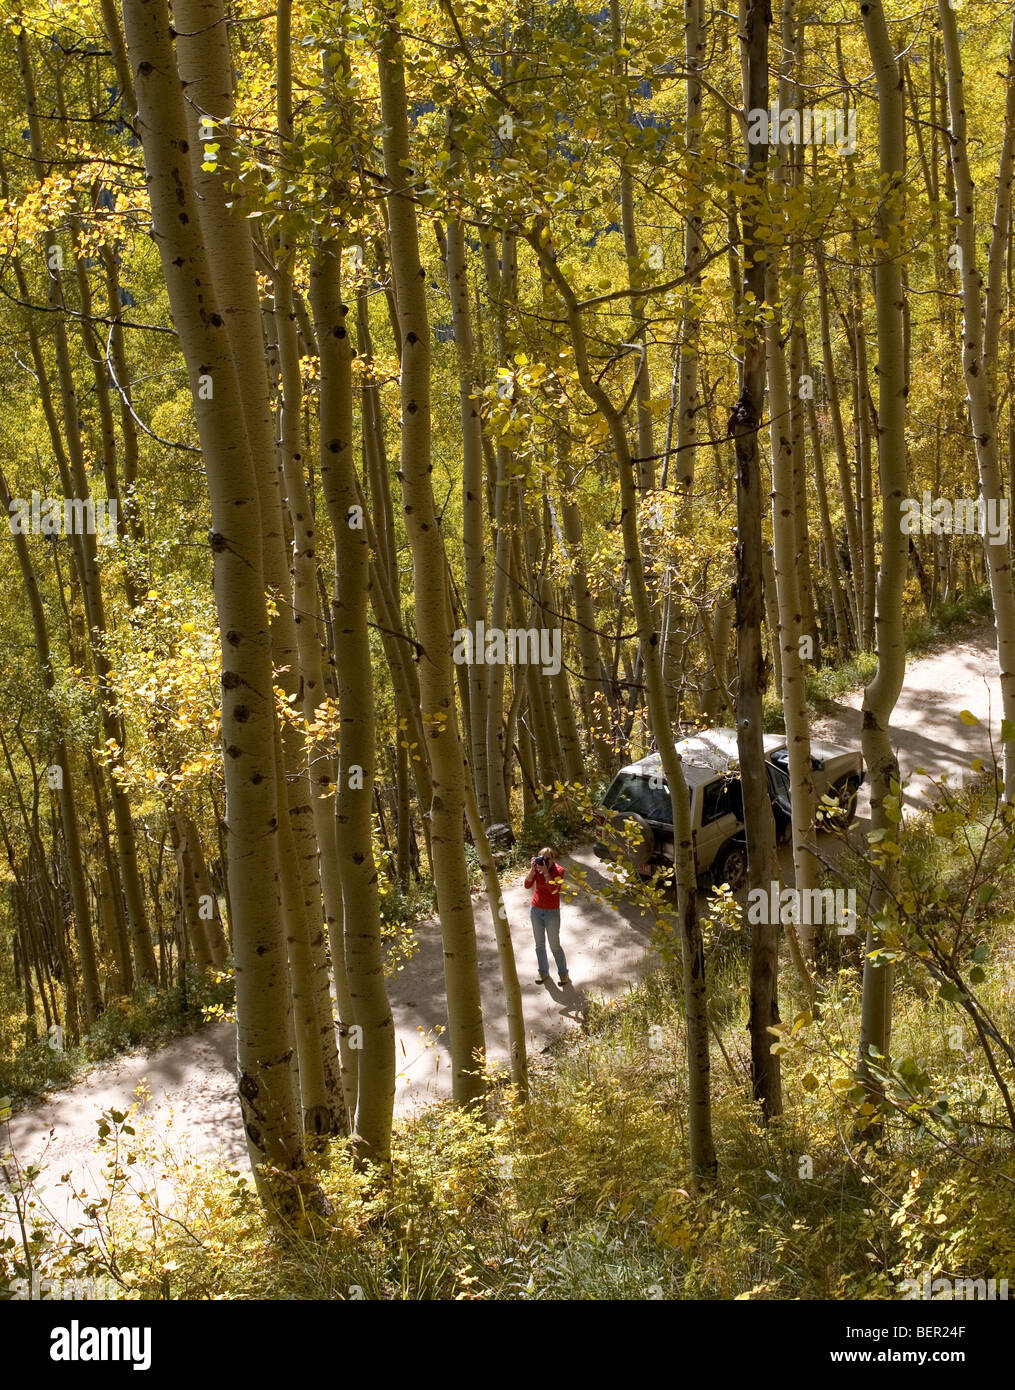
[4,844,657,1227]
[3,623,1002,1229]
[813,624,1002,822]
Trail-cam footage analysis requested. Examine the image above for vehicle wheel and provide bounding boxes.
[712,841,748,892]
[602,811,655,871]
[826,776,860,829]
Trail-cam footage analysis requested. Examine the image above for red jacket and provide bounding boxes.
[525,861,564,909]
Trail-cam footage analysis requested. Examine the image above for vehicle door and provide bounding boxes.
[694,774,744,874]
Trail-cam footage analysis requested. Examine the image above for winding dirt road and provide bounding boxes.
[2,622,1002,1229]
[4,843,658,1227]
[813,623,1003,822]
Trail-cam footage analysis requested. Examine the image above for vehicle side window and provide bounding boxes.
[701,776,743,825]
[701,779,729,825]
[766,762,791,801]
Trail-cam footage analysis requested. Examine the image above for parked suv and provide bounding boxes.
[763,735,866,828]
[645,727,864,832]
[593,745,792,891]
[592,727,864,891]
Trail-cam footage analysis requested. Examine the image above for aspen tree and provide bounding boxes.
[445,114,492,821]
[673,0,705,497]
[816,250,862,642]
[171,818,213,973]
[119,0,305,1192]
[851,265,877,651]
[483,234,519,832]
[609,0,654,493]
[766,0,818,965]
[100,244,146,555]
[937,0,1015,801]
[555,431,614,770]
[355,298,436,873]
[857,0,909,1082]
[310,246,395,1165]
[376,1,487,1106]
[462,768,527,1098]
[170,0,343,1135]
[533,237,716,1178]
[273,273,358,1124]
[271,24,358,1123]
[801,321,851,660]
[731,0,788,1118]
[174,812,229,968]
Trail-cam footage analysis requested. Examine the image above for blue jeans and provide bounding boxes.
[531,907,568,978]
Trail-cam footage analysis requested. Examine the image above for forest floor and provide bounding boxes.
[3,622,1003,1230]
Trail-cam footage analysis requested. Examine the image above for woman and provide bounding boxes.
[524,846,571,987]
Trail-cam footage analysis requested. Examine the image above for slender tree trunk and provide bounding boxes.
[857,0,909,1088]
[938,0,1015,801]
[816,251,862,641]
[310,246,396,1164]
[533,237,716,1178]
[377,6,488,1106]
[445,116,492,821]
[120,0,304,1195]
[610,0,655,492]
[802,321,851,658]
[462,766,527,1098]
[731,0,784,1120]
[674,0,705,496]
[766,0,818,965]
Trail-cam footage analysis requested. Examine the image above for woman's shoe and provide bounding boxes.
[535,973,549,984]
[558,974,571,986]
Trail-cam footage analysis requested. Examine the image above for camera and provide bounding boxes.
[534,857,545,868]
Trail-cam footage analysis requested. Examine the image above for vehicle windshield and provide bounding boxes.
[602,773,673,823]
